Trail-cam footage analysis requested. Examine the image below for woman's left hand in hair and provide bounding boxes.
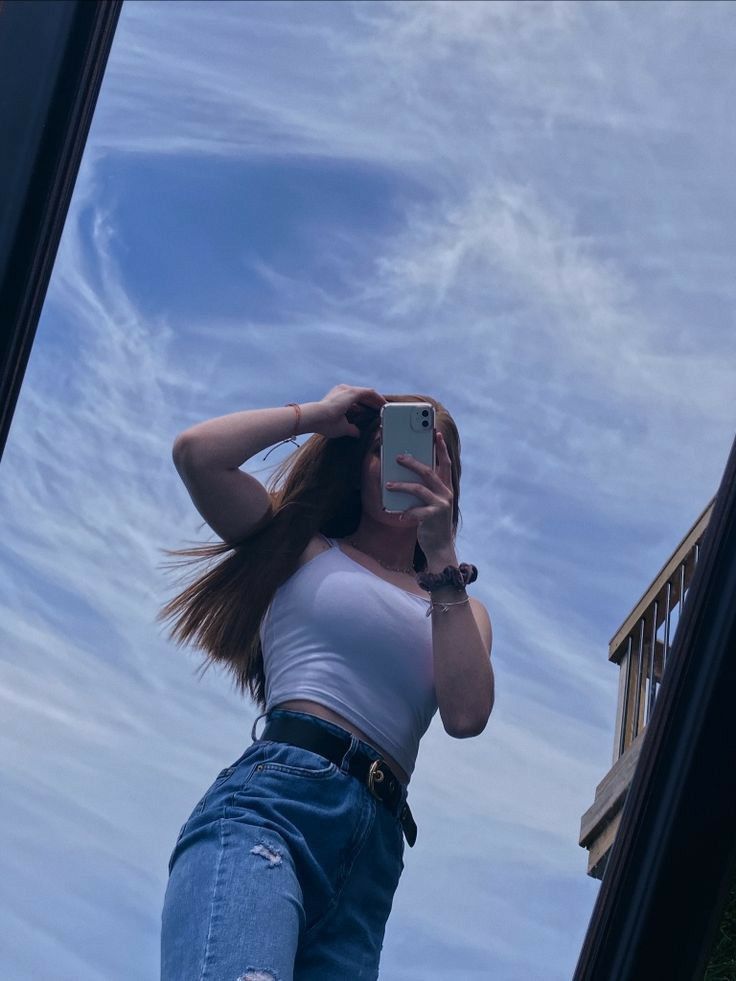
[385,430,455,556]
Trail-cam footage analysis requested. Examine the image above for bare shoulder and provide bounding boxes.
[295,533,332,570]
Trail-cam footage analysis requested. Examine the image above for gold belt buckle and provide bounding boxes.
[367,759,386,800]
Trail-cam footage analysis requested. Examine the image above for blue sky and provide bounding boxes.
[2,1,735,978]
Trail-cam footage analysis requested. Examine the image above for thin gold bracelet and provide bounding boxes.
[262,403,303,460]
[285,402,302,436]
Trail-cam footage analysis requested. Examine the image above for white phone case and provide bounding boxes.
[380,402,436,513]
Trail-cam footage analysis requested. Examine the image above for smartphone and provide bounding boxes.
[380,402,436,514]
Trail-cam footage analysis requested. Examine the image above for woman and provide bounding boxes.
[157,384,494,981]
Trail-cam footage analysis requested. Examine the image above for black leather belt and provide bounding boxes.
[260,715,417,847]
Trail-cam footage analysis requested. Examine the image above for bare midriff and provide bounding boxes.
[272,698,410,787]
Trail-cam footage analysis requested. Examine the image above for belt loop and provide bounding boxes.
[251,710,269,742]
[338,734,360,773]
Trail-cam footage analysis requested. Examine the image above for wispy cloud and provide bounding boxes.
[2,1,734,977]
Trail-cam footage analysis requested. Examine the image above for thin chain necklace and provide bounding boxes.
[345,537,415,576]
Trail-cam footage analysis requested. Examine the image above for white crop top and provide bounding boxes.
[259,535,437,782]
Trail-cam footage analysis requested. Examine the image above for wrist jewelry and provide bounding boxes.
[417,563,478,618]
[424,596,470,617]
[263,402,303,460]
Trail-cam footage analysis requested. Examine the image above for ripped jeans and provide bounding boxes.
[160,709,407,981]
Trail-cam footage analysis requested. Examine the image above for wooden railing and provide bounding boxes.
[579,495,716,879]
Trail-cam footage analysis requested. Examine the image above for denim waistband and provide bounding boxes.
[251,708,407,785]
[250,707,413,836]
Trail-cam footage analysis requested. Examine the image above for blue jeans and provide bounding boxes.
[161,709,407,981]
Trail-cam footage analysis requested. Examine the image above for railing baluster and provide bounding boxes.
[662,580,672,676]
[618,635,633,759]
[646,600,659,725]
[632,617,646,742]
[680,557,686,616]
